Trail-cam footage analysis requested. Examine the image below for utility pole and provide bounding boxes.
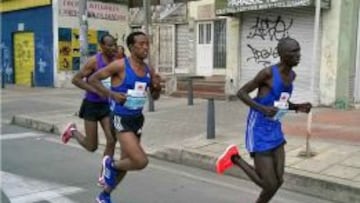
[143,0,151,34]
[143,0,151,63]
[143,0,155,112]
[79,0,88,68]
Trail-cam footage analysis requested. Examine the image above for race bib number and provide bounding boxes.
[123,81,148,110]
[273,92,290,121]
[124,96,147,110]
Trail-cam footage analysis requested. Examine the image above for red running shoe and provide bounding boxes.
[216,144,239,174]
[61,122,76,144]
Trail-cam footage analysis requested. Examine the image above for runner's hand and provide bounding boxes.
[111,92,127,104]
[261,106,278,117]
[152,74,161,83]
[150,74,161,100]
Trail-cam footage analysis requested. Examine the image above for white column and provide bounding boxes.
[354,6,360,103]
[311,0,321,104]
[79,0,88,68]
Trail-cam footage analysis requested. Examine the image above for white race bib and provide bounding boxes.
[273,92,290,121]
[124,96,147,110]
[124,81,148,110]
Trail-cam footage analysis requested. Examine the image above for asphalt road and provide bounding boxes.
[1,124,334,203]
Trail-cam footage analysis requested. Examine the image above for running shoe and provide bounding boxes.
[102,155,118,189]
[60,122,76,144]
[216,144,239,174]
[96,191,112,203]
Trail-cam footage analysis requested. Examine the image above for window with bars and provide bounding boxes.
[198,23,212,45]
[213,19,226,69]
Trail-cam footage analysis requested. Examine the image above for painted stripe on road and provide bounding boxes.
[1,171,83,203]
[0,132,46,140]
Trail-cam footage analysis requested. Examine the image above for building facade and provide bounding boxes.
[55,0,129,87]
[215,0,360,107]
[0,0,128,88]
[1,0,54,86]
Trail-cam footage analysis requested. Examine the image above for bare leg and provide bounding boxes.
[71,120,98,152]
[232,153,280,203]
[113,131,148,171]
[231,155,263,188]
[273,145,285,188]
[103,132,145,194]
[115,147,129,186]
[254,155,280,203]
[99,116,116,157]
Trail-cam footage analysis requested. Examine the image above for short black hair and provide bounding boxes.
[277,37,298,56]
[126,31,146,49]
[99,33,114,44]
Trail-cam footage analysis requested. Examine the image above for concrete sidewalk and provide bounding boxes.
[4,86,360,203]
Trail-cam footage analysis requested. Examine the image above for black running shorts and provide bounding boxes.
[112,114,144,137]
[78,99,110,121]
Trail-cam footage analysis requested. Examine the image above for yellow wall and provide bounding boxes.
[0,0,51,12]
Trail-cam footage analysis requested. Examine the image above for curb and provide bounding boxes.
[11,115,60,134]
[11,115,360,203]
[149,146,360,203]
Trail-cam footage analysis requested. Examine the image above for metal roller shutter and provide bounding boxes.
[239,8,321,104]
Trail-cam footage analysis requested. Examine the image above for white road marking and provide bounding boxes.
[0,132,46,140]
[1,171,83,203]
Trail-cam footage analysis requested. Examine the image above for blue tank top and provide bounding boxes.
[84,53,111,103]
[245,65,294,153]
[111,57,151,116]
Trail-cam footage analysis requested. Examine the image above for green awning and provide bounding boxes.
[215,0,330,15]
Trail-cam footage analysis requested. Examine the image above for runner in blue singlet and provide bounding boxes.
[89,31,161,203]
[216,37,312,203]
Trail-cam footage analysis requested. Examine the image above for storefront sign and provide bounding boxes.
[59,0,126,21]
[215,0,330,15]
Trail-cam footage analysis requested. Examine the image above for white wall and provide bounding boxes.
[188,0,214,19]
[225,15,241,95]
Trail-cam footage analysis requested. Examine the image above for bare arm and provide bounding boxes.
[72,56,102,96]
[289,101,312,113]
[237,67,277,116]
[88,60,126,103]
[149,67,161,100]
